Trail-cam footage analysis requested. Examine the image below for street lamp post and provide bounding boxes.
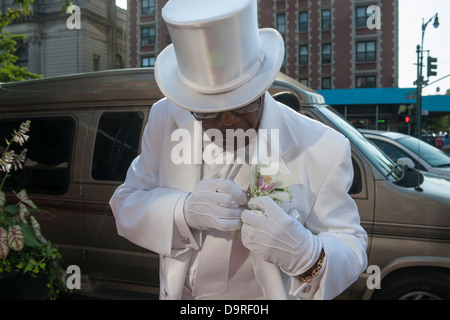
[416,13,439,139]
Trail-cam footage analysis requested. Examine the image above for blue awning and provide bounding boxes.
[317,88,450,112]
[422,95,450,112]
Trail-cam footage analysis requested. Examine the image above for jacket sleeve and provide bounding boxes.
[289,138,368,300]
[109,103,195,257]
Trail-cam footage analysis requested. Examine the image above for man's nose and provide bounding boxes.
[217,111,240,126]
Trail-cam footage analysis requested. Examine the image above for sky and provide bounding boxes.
[398,0,450,96]
[115,0,450,96]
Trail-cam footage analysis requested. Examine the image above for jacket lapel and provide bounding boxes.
[161,107,202,192]
[256,92,295,176]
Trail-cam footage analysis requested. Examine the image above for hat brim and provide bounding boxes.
[155,28,284,112]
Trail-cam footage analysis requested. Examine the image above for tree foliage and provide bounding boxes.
[0,0,42,82]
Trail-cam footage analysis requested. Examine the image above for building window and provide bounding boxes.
[322,43,331,64]
[141,27,156,45]
[16,44,28,68]
[299,12,308,32]
[141,0,155,16]
[322,77,332,89]
[299,78,309,87]
[356,6,371,28]
[299,45,308,66]
[93,54,100,71]
[141,56,155,67]
[277,13,286,34]
[115,54,124,69]
[356,75,377,88]
[356,41,376,62]
[322,9,331,31]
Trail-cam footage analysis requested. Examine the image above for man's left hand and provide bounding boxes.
[241,196,322,276]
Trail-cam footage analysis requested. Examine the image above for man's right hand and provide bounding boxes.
[184,179,248,231]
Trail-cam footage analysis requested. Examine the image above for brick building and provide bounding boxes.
[127,0,398,91]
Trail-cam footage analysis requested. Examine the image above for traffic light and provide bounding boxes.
[398,115,412,125]
[427,56,438,77]
[404,116,411,124]
[399,115,411,124]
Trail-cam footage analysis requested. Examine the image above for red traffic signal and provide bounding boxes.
[405,116,411,123]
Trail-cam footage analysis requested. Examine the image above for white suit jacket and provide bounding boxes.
[109,93,368,300]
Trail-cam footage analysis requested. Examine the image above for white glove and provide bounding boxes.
[241,196,322,276]
[184,179,248,232]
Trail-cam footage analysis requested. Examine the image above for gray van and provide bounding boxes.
[1,69,449,300]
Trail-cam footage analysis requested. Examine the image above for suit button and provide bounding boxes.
[182,237,191,245]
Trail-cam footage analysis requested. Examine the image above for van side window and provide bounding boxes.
[0,117,75,194]
[92,112,144,181]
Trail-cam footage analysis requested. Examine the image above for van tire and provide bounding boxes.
[371,268,450,300]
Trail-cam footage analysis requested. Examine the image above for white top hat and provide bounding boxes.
[155,0,285,112]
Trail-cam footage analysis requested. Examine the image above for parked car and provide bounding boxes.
[1,69,449,300]
[360,129,450,179]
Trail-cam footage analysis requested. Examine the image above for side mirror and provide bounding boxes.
[397,157,415,169]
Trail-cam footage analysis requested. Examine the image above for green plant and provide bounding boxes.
[1,1,43,82]
[0,120,66,299]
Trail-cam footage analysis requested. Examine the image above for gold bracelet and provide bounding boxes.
[298,249,326,283]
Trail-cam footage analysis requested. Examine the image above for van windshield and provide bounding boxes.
[317,106,404,181]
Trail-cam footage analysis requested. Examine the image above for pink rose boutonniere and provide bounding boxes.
[249,164,295,205]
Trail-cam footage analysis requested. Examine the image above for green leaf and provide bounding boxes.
[19,203,30,223]
[5,205,19,216]
[7,225,24,251]
[30,216,46,243]
[0,191,5,207]
[0,227,10,259]
[20,223,42,248]
[14,190,37,209]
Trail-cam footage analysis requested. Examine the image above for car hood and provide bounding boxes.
[429,166,450,179]
[419,171,450,199]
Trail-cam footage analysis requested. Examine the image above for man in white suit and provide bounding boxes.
[110,0,367,300]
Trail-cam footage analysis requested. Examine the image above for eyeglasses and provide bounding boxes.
[191,96,263,120]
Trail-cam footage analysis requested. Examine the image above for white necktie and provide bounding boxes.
[191,229,235,297]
